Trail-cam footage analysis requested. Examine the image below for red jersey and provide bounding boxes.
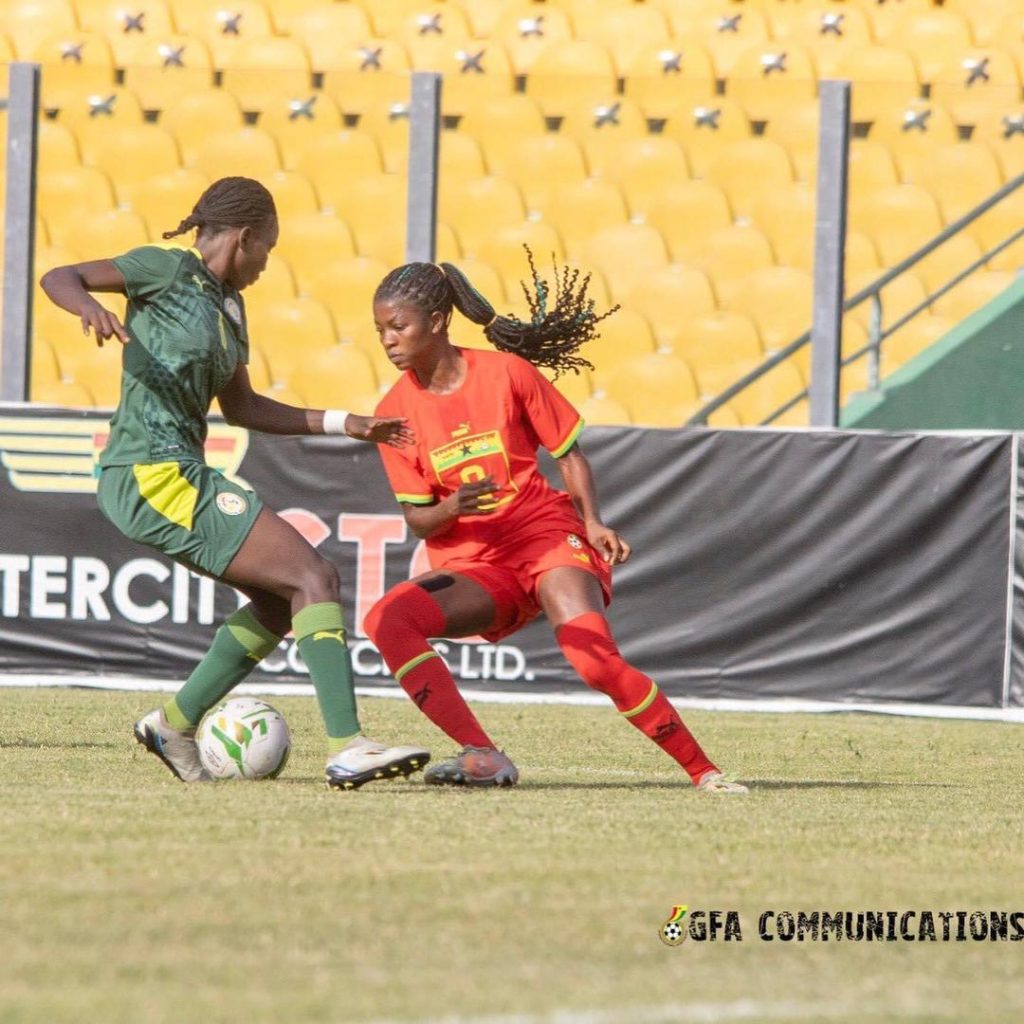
[375,348,586,566]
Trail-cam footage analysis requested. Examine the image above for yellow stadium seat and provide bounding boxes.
[263,169,320,219]
[546,365,592,408]
[645,180,733,264]
[621,40,716,123]
[727,359,807,426]
[76,0,175,64]
[931,50,1022,129]
[579,308,657,387]
[901,141,1004,222]
[847,0,933,45]
[38,167,118,230]
[476,221,565,278]
[749,182,815,271]
[688,4,771,78]
[51,343,122,407]
[661,97,753,178]
[673,308,763,371]
[221,37,313,115]
[931,270,1017,322]
[158,88,245,167]
[292,129,384,212]
[603,352,701,428]
[767,4,873,77]
[0,31,13,63]
[560,97,649,175]
[35,31,118,114]
[946,0,1012,47]
[577,395,632,426]
[535,179,629,261]
[194,126,282,180]
[691,223,775,306]
[61,209,150,259]
[485,133,588,213]
[37,120,81,175]
[29,339,62,392]
[832,46,921,125]
[968,187,1024,272]
[727,267,814,352]
[275,212,357,288]
[847,139,900,203]
[868,99,959,175]
[410,42,515,119]
[911,234,985,294]
[76,122,181,190]
[525,40,618,121]
[321,39,412,121]
[581,224,669,303]
[50,88,146,137]
[622,264,717,350]
[32,378,97,408]
[492,3,574,75]
[118,168,208,235]
[592,137,691,217]
[249,296,338,373]
[573,3,673,77]
[445,257,508,308]
[354,101,412,174]
[846,270,929,335]
[257,94,345,172]
[455,93,547,155]
[881,314,956,373]
[289,2,375,72]
[726,42,818,126]
[290,346,378,407]
[440,130,488,181]
[250,254,296,304]
[762,97,819,182]
[8,1,77,60]
[849,183,943,265]
[119,35,215,113]
[439,175,527,260]
[391,3,473,45]
[889,8,973,84]
[331,173,407,249]
[970,105,1024,179]
[703,138,794,220]
[170,0,274,69]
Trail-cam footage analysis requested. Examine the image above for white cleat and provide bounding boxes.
[133,708,211,782]
[325,735,430,790]
[697,770,749,794]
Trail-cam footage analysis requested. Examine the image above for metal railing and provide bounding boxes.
[687,171,1024,428]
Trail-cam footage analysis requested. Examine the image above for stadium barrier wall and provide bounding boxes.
[1,405,1021,708]
[843,280,1024,430]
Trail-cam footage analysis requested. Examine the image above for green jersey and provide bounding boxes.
[99,244,250,468]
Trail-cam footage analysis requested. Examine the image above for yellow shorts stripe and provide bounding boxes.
[622,681,659,719]
[132,462,198,531]
[395,650,440,681]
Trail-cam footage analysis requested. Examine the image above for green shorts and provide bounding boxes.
[97,461,263,577]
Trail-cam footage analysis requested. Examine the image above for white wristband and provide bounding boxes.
[322,409,351,435]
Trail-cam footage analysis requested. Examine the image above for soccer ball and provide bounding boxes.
[197,697,291,780]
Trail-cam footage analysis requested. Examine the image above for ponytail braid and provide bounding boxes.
[162,176,277,240]
[374,248,618,377]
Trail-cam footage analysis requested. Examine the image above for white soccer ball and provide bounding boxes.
[197,697,291,780]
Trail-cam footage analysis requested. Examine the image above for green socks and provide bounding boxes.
[292,602,361,745]
[166,606,283,728]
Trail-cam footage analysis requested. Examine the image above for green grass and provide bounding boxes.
[2,687,1023,1024]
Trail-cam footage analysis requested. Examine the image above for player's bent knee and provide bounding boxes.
[300,554,341,603]
[365,581,434,645]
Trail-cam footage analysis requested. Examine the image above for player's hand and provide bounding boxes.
[346,415,415,448]
[586,521,631,565]
[450,476,502,516]
[80,298,130,346]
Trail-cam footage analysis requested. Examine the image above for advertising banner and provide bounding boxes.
[0,407,1018,707]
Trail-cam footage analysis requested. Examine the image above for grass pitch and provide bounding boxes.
[2,687,1023,1024]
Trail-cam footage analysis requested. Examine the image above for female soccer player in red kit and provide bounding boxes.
[365,256,746,793]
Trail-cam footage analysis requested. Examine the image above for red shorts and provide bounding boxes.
[436,518,613,643]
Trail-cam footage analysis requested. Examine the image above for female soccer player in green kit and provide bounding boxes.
[41,176,429,788]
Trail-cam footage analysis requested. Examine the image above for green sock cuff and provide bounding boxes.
[293,602,346,643]
[326,732,361,754]
[163,697,193,730]
[225,606,283,661]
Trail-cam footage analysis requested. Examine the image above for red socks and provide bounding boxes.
[365,583,494,749]
[555,612,717,784]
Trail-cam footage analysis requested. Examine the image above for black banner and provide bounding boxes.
[0,407,1018,707]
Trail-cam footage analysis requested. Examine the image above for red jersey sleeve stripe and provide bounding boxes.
[549,417,585,459]
[395,492,435,505]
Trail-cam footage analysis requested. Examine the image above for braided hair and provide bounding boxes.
[373,248,618,377]
[162,176,277,240]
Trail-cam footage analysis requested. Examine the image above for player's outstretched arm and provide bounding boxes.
[40,260,130,346]
[556,444,631,565]
[218,365,413,447]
